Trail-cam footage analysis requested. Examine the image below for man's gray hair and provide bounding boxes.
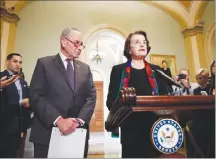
[61,27,80,38]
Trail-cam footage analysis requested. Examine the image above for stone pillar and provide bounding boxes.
[0,1,19,71]
[182,21,208,82]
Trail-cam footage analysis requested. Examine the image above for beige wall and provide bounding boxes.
[201,1,215,67]
[201,1,215,34]
[15,1,186,83]
[1,21,10,71]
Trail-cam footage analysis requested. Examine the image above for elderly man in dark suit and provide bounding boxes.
[0,53,31,158]
[29,27,96,158]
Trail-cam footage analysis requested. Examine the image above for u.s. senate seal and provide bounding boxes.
[151,118,183,154]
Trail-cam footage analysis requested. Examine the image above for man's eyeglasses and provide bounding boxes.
[65,38,85,49]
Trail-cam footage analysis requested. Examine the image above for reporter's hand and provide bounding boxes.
[180,79,190,89]
[0,75,19,88]
[212,88,215,95]
[56,117,79,135]
[173,75,179,81]
[21,98,30,108]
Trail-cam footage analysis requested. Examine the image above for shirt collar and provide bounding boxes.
[59,51,67,62]
[59,51,74,63]
[7,69,14,75]
[6,70,20,82]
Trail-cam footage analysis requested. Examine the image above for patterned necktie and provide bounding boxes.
[66,59,75,90]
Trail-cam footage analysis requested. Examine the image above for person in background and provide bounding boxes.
[0,53,31,158]
[106,30,169,158]
[209,60,215,95]
[172,68,198,96]
[161,60,173,94]
[193,68,210,95]
[185,67,215,158]
[161,60,172,77]
[29,27,96,158]
[172,68,198,129]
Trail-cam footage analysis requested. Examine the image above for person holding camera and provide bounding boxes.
[172,68,215,157]
[171,68,198,128]
[184,68,215,158]
[0,53,31,158]
[172,68,198,96]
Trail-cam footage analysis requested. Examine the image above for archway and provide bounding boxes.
[11,1,194,28]
[84,27,126,130]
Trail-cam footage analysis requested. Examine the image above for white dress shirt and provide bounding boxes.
[59,51,74,70]
[7,70,23,106]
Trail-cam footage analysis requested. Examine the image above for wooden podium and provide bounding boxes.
[105,87,215,158]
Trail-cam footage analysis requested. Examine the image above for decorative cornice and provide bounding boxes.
[0,4,20,24]
[182,20,204,37]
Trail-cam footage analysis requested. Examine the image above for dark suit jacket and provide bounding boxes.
[29,54,96,146]
[106,62,168,111]
[106,62,168,144]
[193,84,211,95]
[0,70,31,136]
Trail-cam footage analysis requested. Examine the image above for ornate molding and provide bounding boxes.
[0,2,20,24]
[182,20,204,37]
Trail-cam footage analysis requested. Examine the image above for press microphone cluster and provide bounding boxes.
[155,69,183,88]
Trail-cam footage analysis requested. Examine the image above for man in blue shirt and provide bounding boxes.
[0,53,31,158]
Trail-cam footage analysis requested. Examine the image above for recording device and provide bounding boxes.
[6,72,24,80]
[6,75,13,80]
[155,69,183,88]
[178,73,187,80]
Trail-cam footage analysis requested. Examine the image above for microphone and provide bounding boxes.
[155,69,183,88]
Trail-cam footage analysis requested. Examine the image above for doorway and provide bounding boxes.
[89,81,104,132]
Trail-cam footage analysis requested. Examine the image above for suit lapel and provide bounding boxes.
[20,78,27,98]
[53,54,74,92]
